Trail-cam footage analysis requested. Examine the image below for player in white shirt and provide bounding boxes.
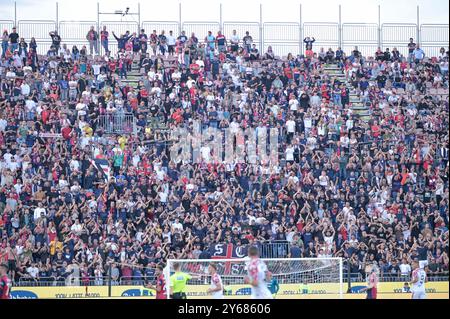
[410,260,427,299]
[206,263,224,299]
[244,246,273,299]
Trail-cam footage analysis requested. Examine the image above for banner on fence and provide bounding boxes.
[10,282,449,299]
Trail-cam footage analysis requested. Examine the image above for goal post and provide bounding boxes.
[165,257,343,299]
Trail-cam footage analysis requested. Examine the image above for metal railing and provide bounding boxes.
[98,113,138,135]
[420,24,450,57]
[381,23,419,56]
[342,23,379,57]
[263,22,301,57]
[258,240,291,259]
[11,271,448,287]
[344,272,449,283]
[1,3,448,57]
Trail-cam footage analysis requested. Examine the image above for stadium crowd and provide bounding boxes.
[0,25,448,286]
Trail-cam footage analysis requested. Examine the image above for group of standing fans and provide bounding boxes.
[0,23,448,300]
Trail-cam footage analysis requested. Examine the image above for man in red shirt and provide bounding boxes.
[145,264,166,299]
[0,263,10,299]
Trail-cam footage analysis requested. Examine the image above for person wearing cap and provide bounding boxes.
[0,263,10,299]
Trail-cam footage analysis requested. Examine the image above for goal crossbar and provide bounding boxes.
[165,257,343,299]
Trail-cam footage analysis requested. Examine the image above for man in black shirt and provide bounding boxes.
[376,72,387,88]
[49,31,61,51]
[9,27,19,52]
[407,38,416,62]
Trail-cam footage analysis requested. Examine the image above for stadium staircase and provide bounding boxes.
[121,55,143,88]
[323,63,371,122]
[121,55,179,133]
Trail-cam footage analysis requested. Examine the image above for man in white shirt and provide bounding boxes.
[0,118,7,132]
[21,81,31,96]
[27,263,40,279]
[33,202,47,221]
[171,218,184,233]
[25,96,36,120]
[286,117,296,143]
[71,219,83,235]
[230,30,240,52]
[399,259,411,278]
[166,30,177,56]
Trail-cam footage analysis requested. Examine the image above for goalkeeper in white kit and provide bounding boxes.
[244,246,273,299]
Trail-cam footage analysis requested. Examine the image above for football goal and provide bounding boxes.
[165,257,343,299]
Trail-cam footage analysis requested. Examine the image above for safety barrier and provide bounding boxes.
[3,19,448,58]
[263,22,300,57]
[342,23,379,57]
[420,24,449,57]
[12,272,449,287]
[17,20,56,54]
[0,20,14,33]
[182,21,221,40]
[98,113,137,135]
[303,22,339,53]
[381,23,417,56]
[58,20,97,53]
[258,240,291,259]
[141,21,180,37]
[99,21,139,55]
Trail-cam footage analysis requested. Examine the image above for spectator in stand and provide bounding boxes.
[49,30,61,52]
[264,46,275,60]
[166,30,176,56]
[149,30,158,56]
[112,31,131,51]
[413,45,425,63]
[335,47,344,64]
[216,31,226,53]
[407,38,417,63]
[0,26,448,288]
[86,26,99,56]
[325,48,335,64]
[139,29,148,54]
[243,31,253,53]
[303,36,315,51]
[158,30,167,56]
[230,30,240,53]
[249,44,259,61]
[8,27,19,52]
[1,30,9,58]
[100,26,109,53]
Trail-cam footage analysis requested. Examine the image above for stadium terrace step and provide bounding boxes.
[324,69,342,73]
[351,106,367,111]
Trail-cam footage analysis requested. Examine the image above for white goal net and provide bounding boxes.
[165,257,343,299]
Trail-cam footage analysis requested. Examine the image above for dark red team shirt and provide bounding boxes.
[156,274,166,299]
[0,275,10,299]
